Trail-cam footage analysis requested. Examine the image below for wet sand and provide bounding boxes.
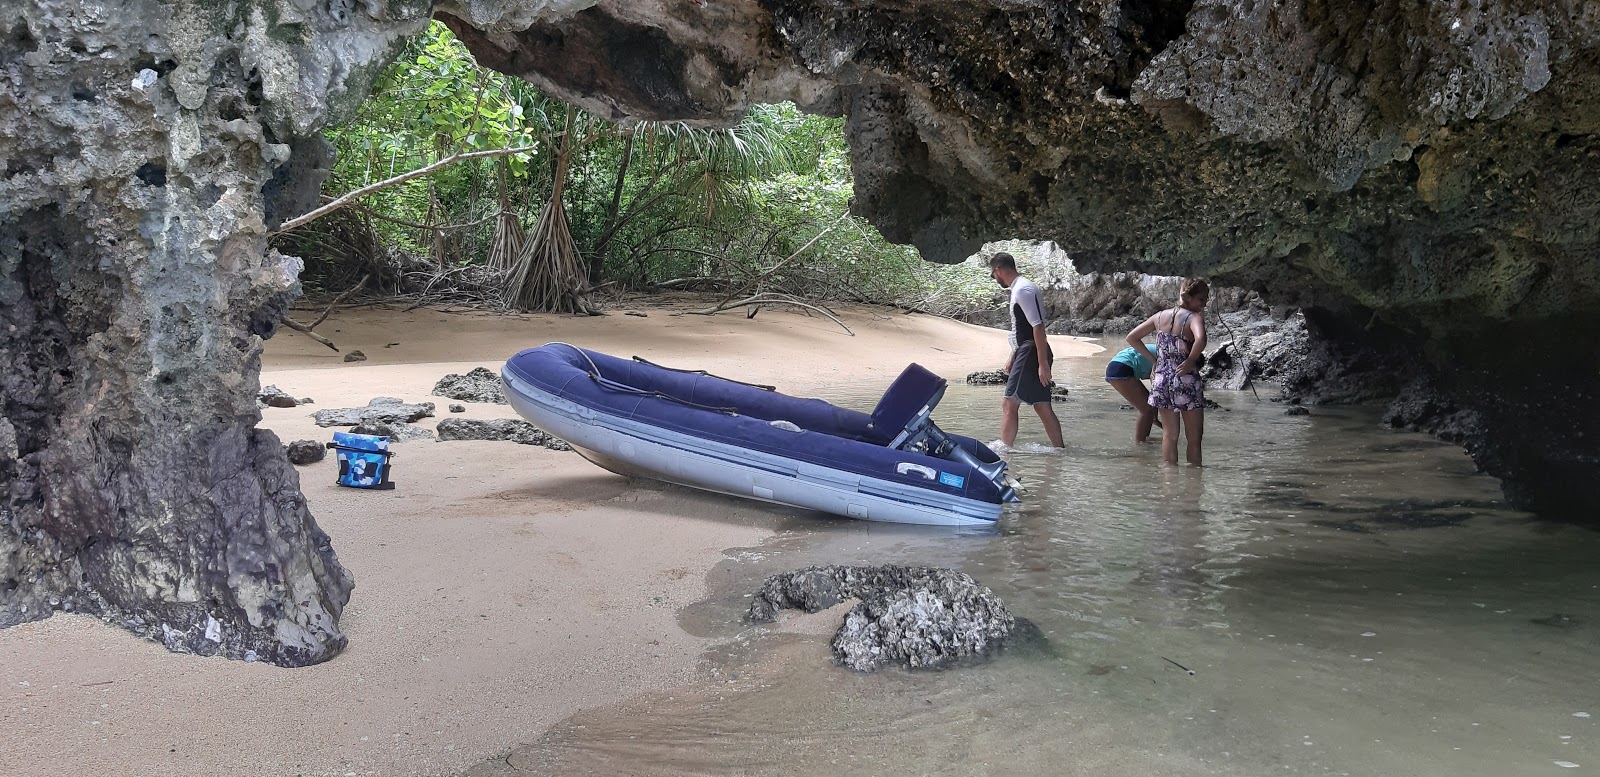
[0,299,1091,777]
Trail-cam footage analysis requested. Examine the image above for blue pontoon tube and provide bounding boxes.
[501,343,1019,526]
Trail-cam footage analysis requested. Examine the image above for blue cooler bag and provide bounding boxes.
[326,432,396,490]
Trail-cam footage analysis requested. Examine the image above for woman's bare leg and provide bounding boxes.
[1159,409,1181,464]
[1108,379,1156,442]
[1181,408,1204,466]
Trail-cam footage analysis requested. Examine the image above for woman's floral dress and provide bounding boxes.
[1149,310,1204,412]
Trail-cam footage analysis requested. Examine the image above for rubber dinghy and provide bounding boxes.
[501,343,1019,526]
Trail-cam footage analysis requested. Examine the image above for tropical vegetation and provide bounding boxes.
[272,21,994,322]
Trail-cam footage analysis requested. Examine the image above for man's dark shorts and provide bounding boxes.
[1005,341,1053,405]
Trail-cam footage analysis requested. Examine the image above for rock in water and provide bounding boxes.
[286,440,326,465]
[749,565,1017,672]
[432,367,507,404]
[343,350,367,363]
[313,397,435,427]
[965,370,1007,385]
[1284,406,1311,416]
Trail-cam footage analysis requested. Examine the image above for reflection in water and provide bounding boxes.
[469,343,1600,777]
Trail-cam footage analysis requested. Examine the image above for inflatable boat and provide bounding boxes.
[500,343,1018,526]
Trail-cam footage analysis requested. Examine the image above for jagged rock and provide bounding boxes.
[749,565,1016,672]
[0,0,420,665]
[432,366,507,404]
[286,440,326,465]
[258,385,300,408]
[1049,384,1069,402]
[965,370,1007,385]
[435,418,571,451]
[449,404,466,413]
[1384,379,1481,445]
[343,350,367,363]
[350,420,435,443]
[313,398,436,428]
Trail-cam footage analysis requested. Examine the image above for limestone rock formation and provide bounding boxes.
[750,565,1017,672]
[0,0,429,665]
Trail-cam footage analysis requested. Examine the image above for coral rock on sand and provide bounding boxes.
[285,440,326,465]
[313,397,435,427]
[435,419,571,451]
[350,420,435,442]
[258,385,300,408]
[749,565,1016,672]
[432,367,507,404]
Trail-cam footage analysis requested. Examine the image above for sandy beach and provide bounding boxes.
[0,298,1095,777]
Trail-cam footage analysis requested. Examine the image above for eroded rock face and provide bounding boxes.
[0,0,429,664]
[440,0,1600,517]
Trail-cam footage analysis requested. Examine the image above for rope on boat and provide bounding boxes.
[630,355,776,392]
[548,342,739,416]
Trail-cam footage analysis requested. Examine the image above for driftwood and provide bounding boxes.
[687,293,854,336]
[279,274,368,351]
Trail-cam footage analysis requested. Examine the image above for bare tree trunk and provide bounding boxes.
[591,131,634,285]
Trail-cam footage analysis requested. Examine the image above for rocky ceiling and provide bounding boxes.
[1,0,1595,665]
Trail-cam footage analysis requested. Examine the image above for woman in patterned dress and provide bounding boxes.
[1125,278,1209,466]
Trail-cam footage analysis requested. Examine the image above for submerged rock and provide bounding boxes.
[432,367,507,404]
[313,397,436,428]
[435,418,571,451]
[286,440,326,465]
[749,565,1017,672]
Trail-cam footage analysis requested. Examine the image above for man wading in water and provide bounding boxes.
[989,252,1065,449]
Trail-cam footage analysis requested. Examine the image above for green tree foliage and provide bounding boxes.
[285,21,992,316]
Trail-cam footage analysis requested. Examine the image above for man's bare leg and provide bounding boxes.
[1032,402,1065,448]
[1000,396,1021,447]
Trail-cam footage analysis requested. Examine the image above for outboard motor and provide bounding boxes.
[870,364,1019,503]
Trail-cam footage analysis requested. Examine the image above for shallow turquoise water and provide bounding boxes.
[484,342,1600,776]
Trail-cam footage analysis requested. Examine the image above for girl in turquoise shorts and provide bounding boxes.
[1105,341,1158,442]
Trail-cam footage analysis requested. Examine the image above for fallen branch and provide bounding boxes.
[279,317,339,351]
[687,293,854,336]
[272,145,538,235]
[308,274,370,328]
